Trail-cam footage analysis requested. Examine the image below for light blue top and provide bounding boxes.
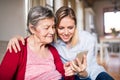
[53,30,105,80]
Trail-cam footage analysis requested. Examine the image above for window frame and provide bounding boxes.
[103,7,120,35]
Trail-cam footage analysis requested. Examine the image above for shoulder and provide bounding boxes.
[79,30,93,38]
[19,37,27,48]
[48,44,58,53]
[48,44,56,50]
[79,30,96,42]
[48,44,60,55]
[79,31,95,39]
[17,38,27,53]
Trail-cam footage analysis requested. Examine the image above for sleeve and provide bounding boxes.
[0,49,20,80]
[86,35,105,80]
[0,40,25,80]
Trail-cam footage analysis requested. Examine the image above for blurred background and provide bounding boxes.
[0,0,120,79]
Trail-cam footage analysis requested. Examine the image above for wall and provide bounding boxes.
[0,41,8,63]
[93,1,112,37]
[0,0,27,41]
[93,0,120,37]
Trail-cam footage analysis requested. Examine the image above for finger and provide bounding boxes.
[64,63,71,72]
[64,62,70,67]
[65,71,75,76]
[64,62,71,73]
[71,61,80,72]
[80,55,87,71]
[17,35,25,45]
[14,38,21,51]
[77,57,86,71]
[64,66,75,76]
[65,67,72,73]
[71,59,84,73]
[76,58,82,65]
[70,61,77,71]
[20,36,25,45]
[76,58,83,70]
[6,41,12,53]
[83,55,87,66]
[11,41,18,53]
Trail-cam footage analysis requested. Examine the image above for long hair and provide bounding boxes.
[55,6,79,46]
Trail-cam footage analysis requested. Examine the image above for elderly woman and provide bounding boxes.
[0,6,66,80]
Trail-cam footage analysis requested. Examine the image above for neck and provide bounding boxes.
[66,42,72,49]
[28,35,47,50]
[27,35,50,58]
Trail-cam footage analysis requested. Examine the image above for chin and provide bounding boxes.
[62,39,70,43]
[48,39,53,43]
[61,37,71,43]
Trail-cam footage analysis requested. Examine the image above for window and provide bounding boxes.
[104,11,120,34]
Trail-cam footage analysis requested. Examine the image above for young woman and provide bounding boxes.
[6,6,114,80]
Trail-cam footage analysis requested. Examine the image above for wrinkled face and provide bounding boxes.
[32,18,55,44]
[57,16,76,43]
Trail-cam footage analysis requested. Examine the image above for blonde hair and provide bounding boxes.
[71,27,79,46]
[54,6,79,46]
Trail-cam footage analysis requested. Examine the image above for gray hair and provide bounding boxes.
[27,6,55,34]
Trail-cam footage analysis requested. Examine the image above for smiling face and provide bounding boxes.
[31,18,55,44]
[27,6,56,45]
[57,16,76,43]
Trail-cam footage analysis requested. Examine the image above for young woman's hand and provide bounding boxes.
[7,35,25,53]
[70,54,88,78]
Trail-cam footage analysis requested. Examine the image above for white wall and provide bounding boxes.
[0,0,27,41]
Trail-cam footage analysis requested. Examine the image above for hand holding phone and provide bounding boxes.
[71,51,88,76]
[76,51,88,63]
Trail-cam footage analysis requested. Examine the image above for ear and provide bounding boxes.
[29,23,36,34]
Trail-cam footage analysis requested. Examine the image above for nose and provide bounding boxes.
[49,27,55,34]
[64,29,68,35]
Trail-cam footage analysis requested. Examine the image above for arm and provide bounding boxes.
[0,40,27,80]
[0,47,21,79]
[87,35,105,80]
[7,35,25,53]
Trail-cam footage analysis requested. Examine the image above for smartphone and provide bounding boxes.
[76,51,88,62]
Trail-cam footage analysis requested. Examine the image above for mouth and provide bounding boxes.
[61,36,70,41]
[63,37,69,40]
[62,35,70,39]
[47,35,54,38]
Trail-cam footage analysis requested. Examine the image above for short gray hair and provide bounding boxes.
[27,6,55,34]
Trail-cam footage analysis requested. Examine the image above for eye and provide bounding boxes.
[58,26,64,30]
[68,26,74,29]
[52,26,56,29]
[44,26,49,29]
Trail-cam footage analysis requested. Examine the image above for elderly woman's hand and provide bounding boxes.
[64,62,76,76]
